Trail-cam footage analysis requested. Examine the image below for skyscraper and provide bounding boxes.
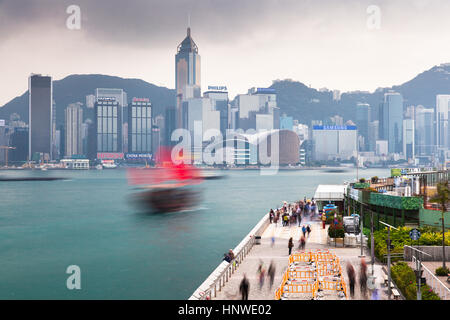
[65,103,83,157]
[95,98,122,157]
[415,106,435,156]
[128,98,152,154]
[28,74,53,161]
[175,27,201,129]
[380,92,404,154]
[436,95,450,151]
[355,103,370,151]
[402,119,415,161]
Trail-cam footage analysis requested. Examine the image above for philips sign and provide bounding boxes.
[207,86,227,92]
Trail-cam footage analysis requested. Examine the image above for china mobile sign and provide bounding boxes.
[97,153,124,160]
[125,153,152,160]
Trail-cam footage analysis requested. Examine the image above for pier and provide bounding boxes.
[190,209,391,300]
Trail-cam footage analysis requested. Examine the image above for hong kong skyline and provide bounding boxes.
[2,0,450,106]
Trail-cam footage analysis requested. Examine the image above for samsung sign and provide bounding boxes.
[313,125,357,130]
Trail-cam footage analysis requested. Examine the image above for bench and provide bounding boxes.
[382,274,388,286]
[392,288,401,300]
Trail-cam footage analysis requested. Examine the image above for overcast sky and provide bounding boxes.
[1,0,450,105]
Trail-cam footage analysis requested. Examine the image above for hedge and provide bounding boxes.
[369,193,423,210]
[368,226,450,261]
[391,262,440,300]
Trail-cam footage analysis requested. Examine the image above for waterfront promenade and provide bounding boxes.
[212,220,390,300]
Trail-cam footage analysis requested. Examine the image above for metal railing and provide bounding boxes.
[189,214,270,300]
[412,256,450,300]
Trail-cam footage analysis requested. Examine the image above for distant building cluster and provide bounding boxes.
[0,28,449,169]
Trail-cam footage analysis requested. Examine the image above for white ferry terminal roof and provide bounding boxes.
[313,185,347,201]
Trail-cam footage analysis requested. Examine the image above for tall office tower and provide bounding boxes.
[436,95,450,150]
[181,97,220,143]
[381,91,404,153]
[356,103,370,151]
[402,119,415,161]
[95,98,122,155]
[65,103,83,157]
[368,120,379,152]
[175,27,201,129]
[415,107,435,156]
[28,74,52,161]
[128,98,152,154]
[204,86,229,137]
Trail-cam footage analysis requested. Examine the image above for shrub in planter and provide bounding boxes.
[435,267,450,276]
[371,176,379,184]
[328,222,345,238]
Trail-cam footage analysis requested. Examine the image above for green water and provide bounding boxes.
[0,168,388,299]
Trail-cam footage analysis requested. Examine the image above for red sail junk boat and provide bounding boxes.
[127,147,204,213]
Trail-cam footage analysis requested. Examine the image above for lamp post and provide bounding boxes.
[406,245,431,300]
[359,203,365,258]
[380,221,398,300]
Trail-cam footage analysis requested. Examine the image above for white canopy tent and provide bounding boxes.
[313,185,347,202]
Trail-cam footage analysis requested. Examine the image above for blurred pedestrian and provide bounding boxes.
[269,209,274,223]
[321,213,327,229]
[306,224,311,238]
[359,258,368,299]
[346,262,356,298]
[288,237,294,255]
[239,274,250,300]
[302,225,307,238]
[299,235,306,251]
[268,261,276,289]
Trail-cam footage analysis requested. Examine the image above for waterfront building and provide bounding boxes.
[175,27,201,128]
[380,91,404,154]
[86,94,96,108]
[368,120,379,152]
[203,86,229,137]
[376,140,388,156]
[356,103,370,151]
[9,127,29,163]
[0,120,7,164]
[436,95,450,152]
[236,88,278,130]
[415,106,435,156]
[311,125,357,161]
[65,103,83,157]
[128,98,152,154]
[28,74,53,161]
[280,114,294,131]
[402,119,415,162]
[164,107,176,147]
[95,97,123,159]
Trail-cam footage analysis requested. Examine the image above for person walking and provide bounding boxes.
[268,261,276,289]
[299,235,306,251]
[346,262,356,298]
[321,213,327,229]
[302,225,307,238]
[306,224,311,238]
[288,237,294,255]
[269,209,274,223]
[359,258,368,299]
[239,274,250,300]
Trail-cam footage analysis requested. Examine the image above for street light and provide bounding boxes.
[405,245,431,300]
[380,221,398,300]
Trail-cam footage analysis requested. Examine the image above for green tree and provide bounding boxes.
[429,180,449,270]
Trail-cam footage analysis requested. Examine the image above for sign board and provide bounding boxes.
[207,86,227,92]
[97,152,124,160]
[312,125,357,131]
[125,153,152,160]
[409,228,421,241]
[391,168,402,177]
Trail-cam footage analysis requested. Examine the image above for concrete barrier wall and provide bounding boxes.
[404,245,450,261]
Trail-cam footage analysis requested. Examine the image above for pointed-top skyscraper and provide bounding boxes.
[175,27,201,128]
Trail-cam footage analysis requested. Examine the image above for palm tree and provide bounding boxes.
[429,180,449,270]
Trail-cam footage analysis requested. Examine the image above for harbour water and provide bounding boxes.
[0,168,388,299]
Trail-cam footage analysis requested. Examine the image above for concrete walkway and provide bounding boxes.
[214,219,391,300]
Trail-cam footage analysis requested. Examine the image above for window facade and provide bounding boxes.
[129,101,152,153]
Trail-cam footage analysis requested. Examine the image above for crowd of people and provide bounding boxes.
[269,198,318,228]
